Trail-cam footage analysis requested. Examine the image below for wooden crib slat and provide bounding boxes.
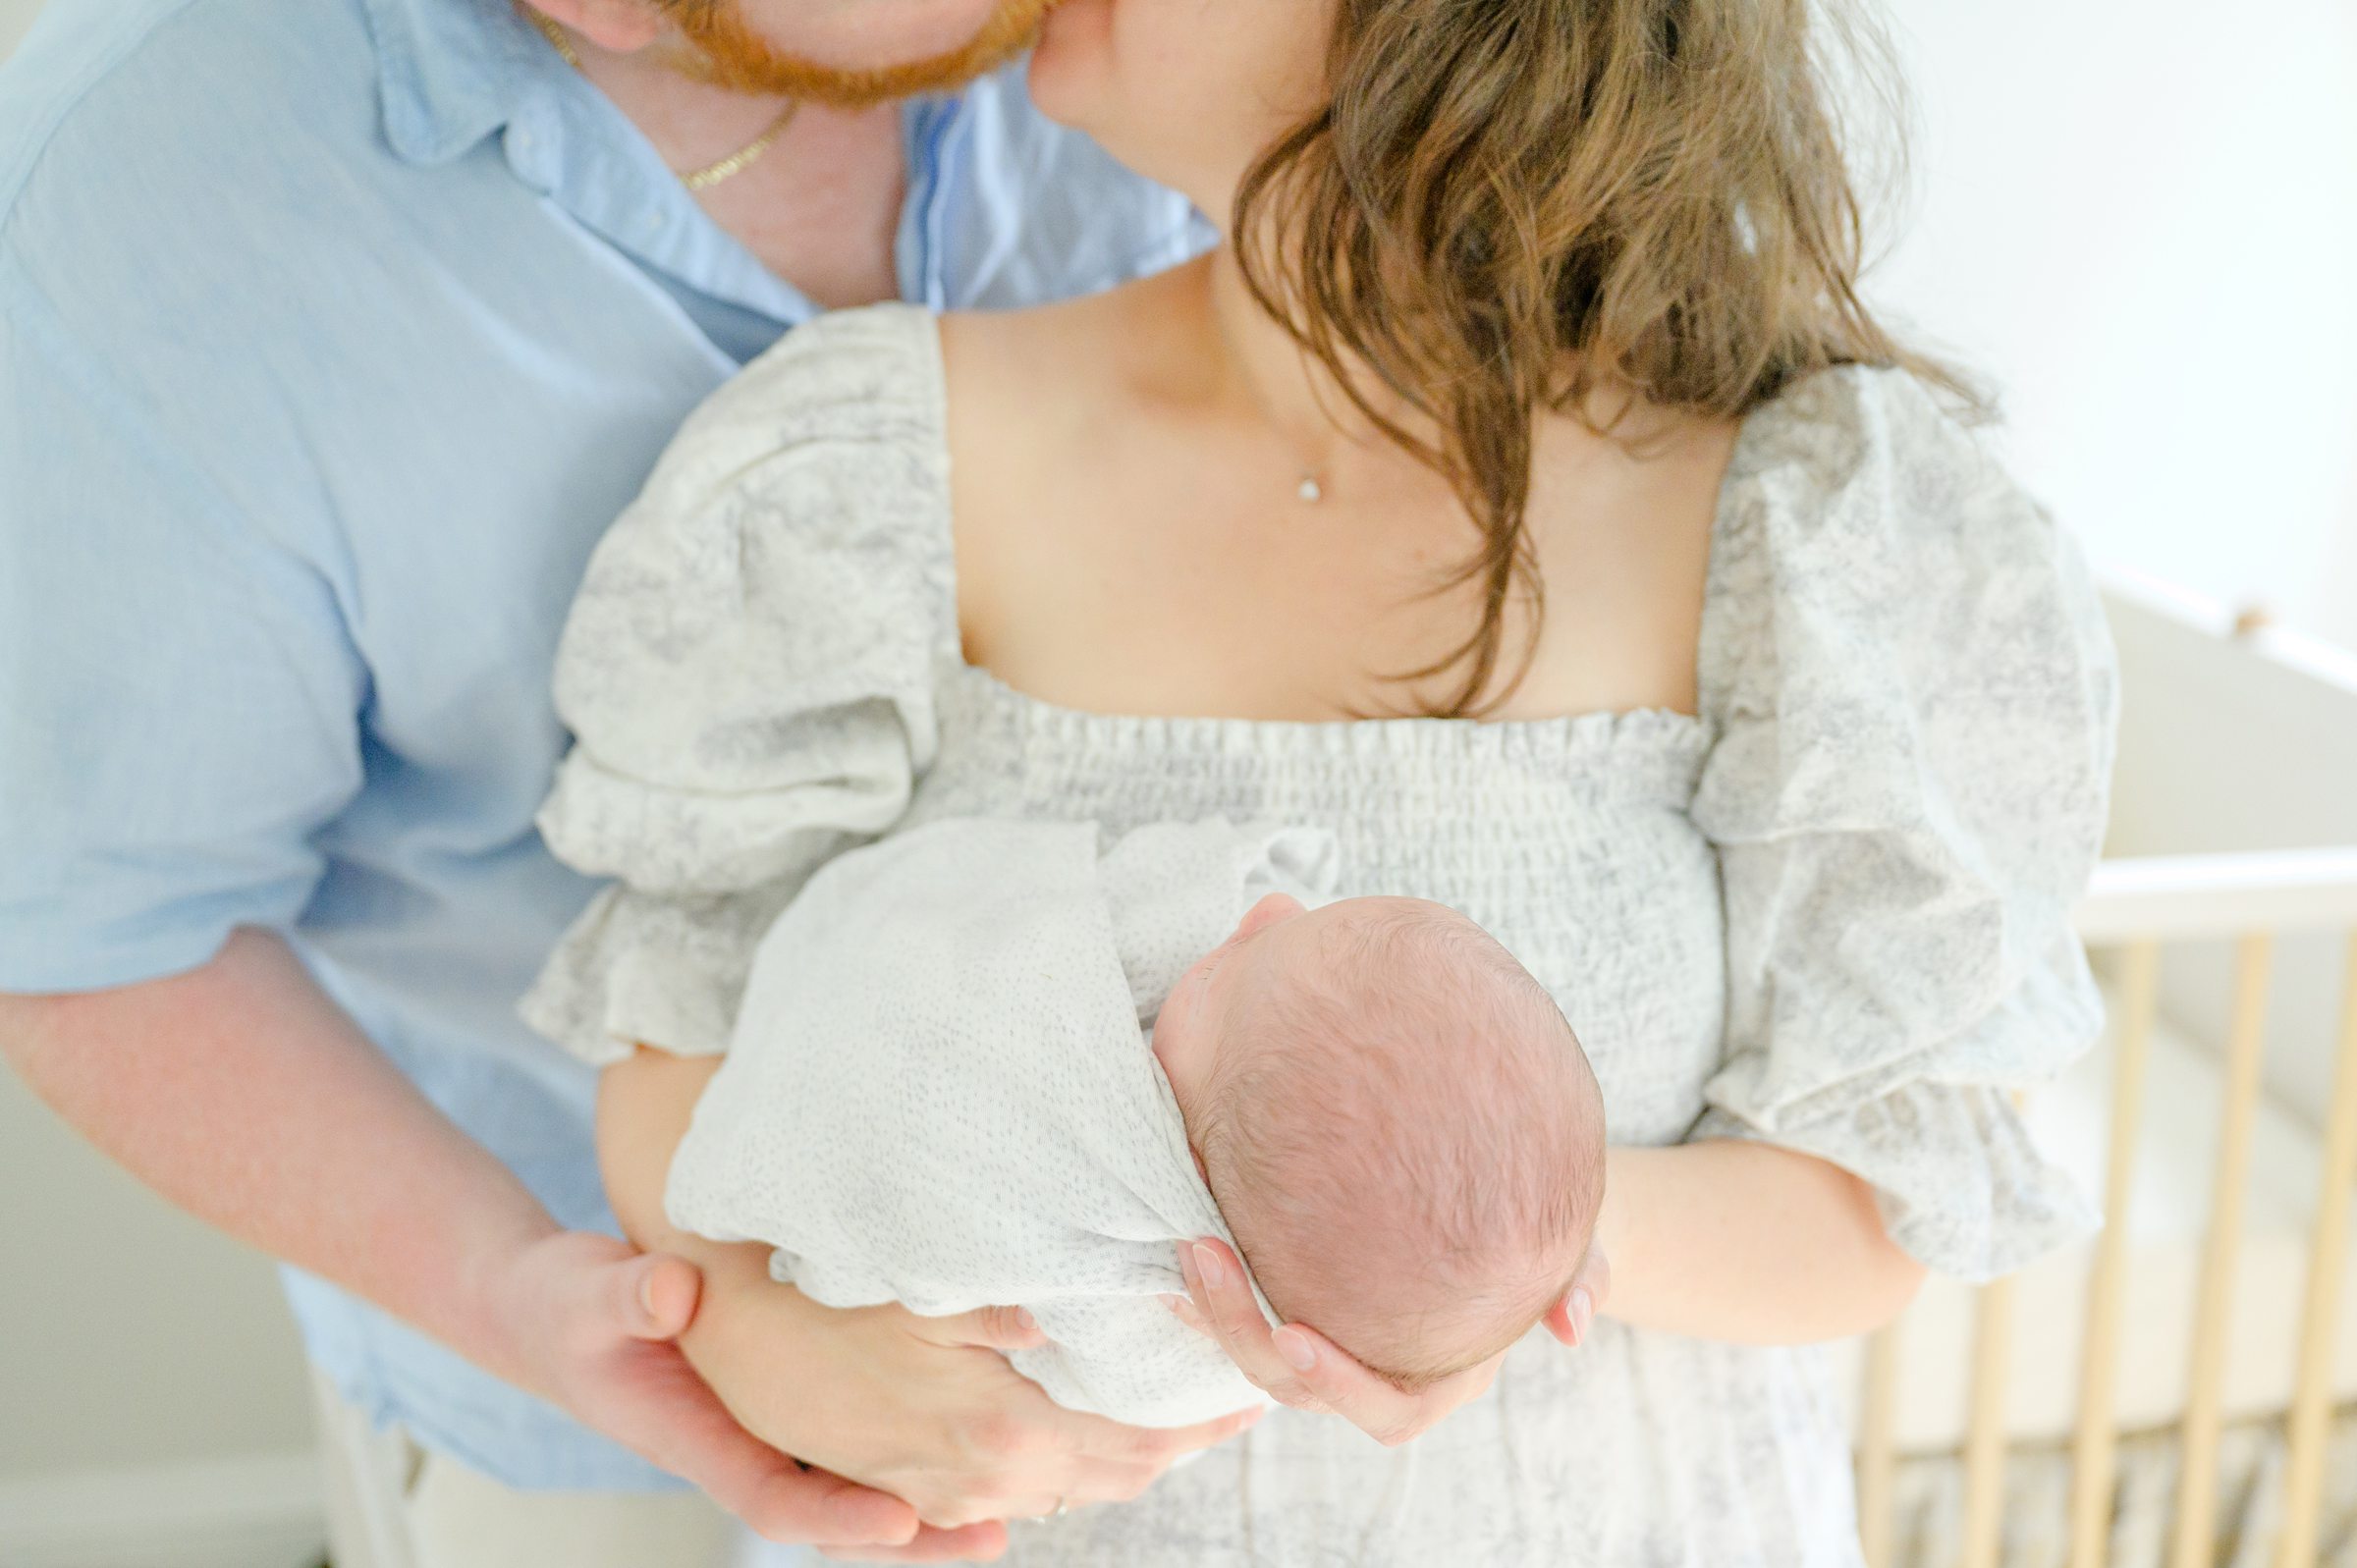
[2274,929,2357,1568]
[1856,1325,1901,1568]
[1962,1273,2019,1568]
[2169,933,2275,1568]
[2071,939,2162,1568]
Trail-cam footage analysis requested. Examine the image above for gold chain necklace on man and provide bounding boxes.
[525,10,799,192]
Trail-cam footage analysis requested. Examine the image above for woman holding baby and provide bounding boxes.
[532,0,2118,1562]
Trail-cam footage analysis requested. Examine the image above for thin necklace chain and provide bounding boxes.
[525,10,799,192]
[1228,340,1334,506]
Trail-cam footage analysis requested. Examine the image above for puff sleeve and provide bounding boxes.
[1686,366,2121,1282]
[521,306,956,1066]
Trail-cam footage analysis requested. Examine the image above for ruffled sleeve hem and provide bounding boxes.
[1688,364,2121,1282]
[1690,1083,2099,1282]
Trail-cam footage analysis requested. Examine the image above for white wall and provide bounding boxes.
[1868,0,2357,653]
[0,0,39,60]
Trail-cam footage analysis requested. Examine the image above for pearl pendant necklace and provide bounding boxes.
[1297,475,1326,505]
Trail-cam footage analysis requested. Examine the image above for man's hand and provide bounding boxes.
[0,935,1003,1561]
[674,1239,1266,1548]
[474,1230,1006,1559]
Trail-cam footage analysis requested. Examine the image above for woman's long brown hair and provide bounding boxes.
[1234,0,1981,717]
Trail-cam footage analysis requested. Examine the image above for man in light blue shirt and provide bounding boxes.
[0,0,1248,1558]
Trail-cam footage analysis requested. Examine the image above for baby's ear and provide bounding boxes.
[1236,892,1305,939]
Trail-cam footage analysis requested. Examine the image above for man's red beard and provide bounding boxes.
[657,0,1060,107]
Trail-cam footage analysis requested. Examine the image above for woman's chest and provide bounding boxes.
[909,668,1732,1144]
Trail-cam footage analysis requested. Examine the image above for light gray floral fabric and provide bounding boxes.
[523,303,2120,1567]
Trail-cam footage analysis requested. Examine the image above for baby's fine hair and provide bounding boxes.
[1192,897,1607,1390]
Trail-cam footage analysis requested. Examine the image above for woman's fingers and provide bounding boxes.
[1047,1394,1267,1468]
[1176,1240,1328,1412]
[1249,1323,1430,1443]
[1543,1242,1612,1347]
[918,1302,1049,1351]
[1175,1235,1511,1447]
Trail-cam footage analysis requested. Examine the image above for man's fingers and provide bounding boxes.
[735,1465,925,1548]
[819,1520,1011,1563]
[630,1364,920,1547]
[617,1253,701,1341]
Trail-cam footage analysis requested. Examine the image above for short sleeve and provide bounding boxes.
[520,306,956,1065]
[1686,367,2121,1282]
[0,253,365,993]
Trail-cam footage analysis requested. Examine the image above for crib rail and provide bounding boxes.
[1854,848,2357,1568]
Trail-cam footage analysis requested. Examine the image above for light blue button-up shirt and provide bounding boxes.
[0,0,1206,1489]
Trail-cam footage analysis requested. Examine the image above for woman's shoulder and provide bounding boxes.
[1699,358,2116,743]
[1708,361,2093,627]
[1725,361,2017,535]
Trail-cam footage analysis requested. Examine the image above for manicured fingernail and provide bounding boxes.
[1014,1307,1037,1331]
[637,1270,662,1320]
[1569,1287,1595,1343]
[1191,1243,1226,1290]
[1159,1293,1188,1314]
[1273,1327,1317,1372]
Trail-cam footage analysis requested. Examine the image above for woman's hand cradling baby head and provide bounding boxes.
[1159,1235,1603,1442]
[1166,1236,1612,1448]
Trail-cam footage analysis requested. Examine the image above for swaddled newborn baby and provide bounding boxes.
[658,816,1607,1426]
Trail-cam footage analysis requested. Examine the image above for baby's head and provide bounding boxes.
[1152,893,1606,1390]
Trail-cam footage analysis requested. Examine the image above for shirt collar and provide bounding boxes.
[362,0,553,167]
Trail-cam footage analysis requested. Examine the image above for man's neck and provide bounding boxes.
[542,17,909,307]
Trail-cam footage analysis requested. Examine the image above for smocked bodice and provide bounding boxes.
[917,663,1727,1150]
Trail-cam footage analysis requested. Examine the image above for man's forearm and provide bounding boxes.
[0,927,560,1390]
[1595,1141,1926,1345]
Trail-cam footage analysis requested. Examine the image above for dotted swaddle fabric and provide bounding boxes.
[662,815,1335,1427]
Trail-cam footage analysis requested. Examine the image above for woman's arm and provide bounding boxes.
[0,929,931,1553]
[593,1046,1268,1535]
[1166,1138,1923,1444]
[1591,1141,1926,1343]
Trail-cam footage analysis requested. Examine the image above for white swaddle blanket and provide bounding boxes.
[664,815,1339,1428]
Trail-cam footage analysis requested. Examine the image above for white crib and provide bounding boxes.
[1848,571,2357,1568]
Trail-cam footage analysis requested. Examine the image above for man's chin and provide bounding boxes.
[671,0,1062,109]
